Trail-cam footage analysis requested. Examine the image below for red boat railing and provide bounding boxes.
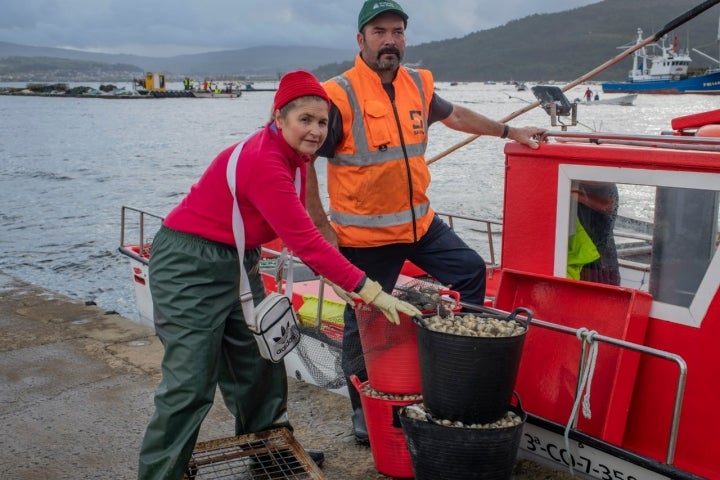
[533,318,686,466]
[474,302,688,467]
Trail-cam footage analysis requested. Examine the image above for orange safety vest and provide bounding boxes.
[323,56,435,247]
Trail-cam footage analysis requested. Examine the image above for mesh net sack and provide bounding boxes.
[291,319,346,391]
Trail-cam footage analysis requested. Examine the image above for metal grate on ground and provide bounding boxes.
[183,428,326,480]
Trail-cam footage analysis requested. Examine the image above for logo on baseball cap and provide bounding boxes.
[357,1,408,32]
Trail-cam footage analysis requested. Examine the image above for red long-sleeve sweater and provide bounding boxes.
[164,122,365,292]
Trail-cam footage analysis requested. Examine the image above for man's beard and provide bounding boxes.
[374,47,402,71]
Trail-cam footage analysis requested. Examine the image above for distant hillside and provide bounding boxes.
[316,0,720,82]
[0,42,356,80]
[162,46,357,77]
[2,0,719,82]
[400,0,720,82]
[0,56,143,82]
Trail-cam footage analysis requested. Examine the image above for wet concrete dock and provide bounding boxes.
[0,273,566,479]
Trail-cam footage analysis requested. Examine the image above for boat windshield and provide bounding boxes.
[557,165,720,327]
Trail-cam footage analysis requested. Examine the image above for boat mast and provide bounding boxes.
[631,28,647,80]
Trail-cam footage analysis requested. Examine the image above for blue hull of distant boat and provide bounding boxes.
[602,70,720,94]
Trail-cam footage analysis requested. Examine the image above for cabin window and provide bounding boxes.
[557,165,720,327]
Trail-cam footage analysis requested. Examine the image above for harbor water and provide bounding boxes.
[0,81,716,322]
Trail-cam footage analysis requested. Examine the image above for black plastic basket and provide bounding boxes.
[414,307,532,424]
[399,395,526,480]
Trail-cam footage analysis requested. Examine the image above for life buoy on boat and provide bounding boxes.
[696,124,720,137]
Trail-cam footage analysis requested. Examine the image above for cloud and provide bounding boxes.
[0,0,600,56]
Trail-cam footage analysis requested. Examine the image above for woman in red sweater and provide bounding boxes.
[137,70,420,479]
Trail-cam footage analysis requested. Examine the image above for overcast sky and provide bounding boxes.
[1,0,600,57]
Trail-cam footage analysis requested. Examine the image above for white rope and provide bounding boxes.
[563,327,599,476]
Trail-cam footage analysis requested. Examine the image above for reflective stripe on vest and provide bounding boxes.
[329,71,428,167]
[331,202,431,228]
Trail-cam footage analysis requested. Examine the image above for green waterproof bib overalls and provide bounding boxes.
[137,226,290,480]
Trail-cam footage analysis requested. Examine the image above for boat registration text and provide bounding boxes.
[520,423,672,480]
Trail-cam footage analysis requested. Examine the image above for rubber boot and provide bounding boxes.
[347,377,369,444]
[305,449,325,467]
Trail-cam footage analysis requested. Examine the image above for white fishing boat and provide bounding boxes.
[601,26,720,94]
[574,94,638,106]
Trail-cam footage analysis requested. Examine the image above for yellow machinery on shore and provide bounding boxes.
[134,72,166,92]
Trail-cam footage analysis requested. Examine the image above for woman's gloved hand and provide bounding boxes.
[357,279,422,325]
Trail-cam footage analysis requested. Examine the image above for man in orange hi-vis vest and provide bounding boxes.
[306,0,545,443]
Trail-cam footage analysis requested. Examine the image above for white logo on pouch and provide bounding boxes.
[273,321,299,355]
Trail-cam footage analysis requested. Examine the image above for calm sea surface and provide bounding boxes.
[1,80,716,321]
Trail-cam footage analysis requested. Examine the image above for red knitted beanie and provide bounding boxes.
[273,70,330,111]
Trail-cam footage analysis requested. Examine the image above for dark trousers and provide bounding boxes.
[339,214,486,381]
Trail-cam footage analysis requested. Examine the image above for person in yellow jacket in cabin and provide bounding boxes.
[570,182,620,285]
[306,0,546,443]
[567,218,600,280]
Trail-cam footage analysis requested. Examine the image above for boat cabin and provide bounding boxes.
[629,29,691,81]
[498,110,720,479]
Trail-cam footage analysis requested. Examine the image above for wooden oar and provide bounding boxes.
[426,0,720,166]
